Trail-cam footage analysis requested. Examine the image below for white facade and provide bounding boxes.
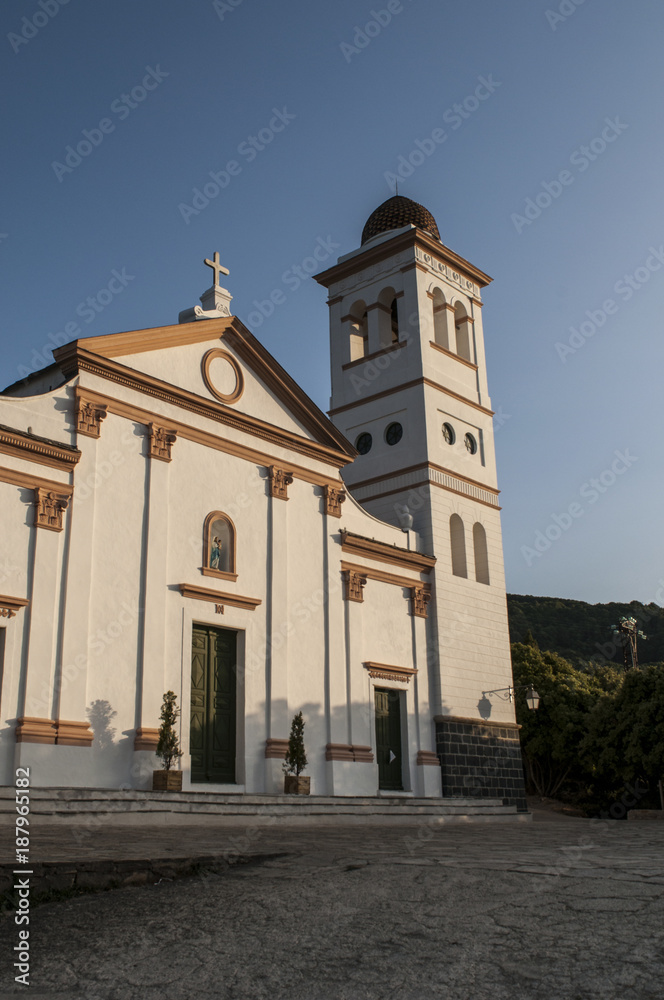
[0,197,524,805]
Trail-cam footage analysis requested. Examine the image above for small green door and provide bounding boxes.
[190,625,237,783]
[375,687,403,790]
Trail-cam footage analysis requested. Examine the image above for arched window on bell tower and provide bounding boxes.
[450,514,467,578]
[473,522,490,585]
[348,299,368,361]
[432,287,449,350]
[454,303,473,362]
[376,286,398,347]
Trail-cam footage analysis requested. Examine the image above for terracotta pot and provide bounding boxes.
[284,774,310,795]
[153,770,183,792]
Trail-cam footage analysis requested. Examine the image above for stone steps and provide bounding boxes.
[0,787,530,826]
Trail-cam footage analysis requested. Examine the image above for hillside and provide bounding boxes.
[506,594,664,668]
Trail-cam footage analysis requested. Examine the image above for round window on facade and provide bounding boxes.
[464,433,477,455]
[355,432,373,455]
[442,422,455,445]
[385,422,403,446]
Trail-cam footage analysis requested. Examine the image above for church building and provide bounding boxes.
[0,196,527,811]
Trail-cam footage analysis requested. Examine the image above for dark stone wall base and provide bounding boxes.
[435,718,528,812]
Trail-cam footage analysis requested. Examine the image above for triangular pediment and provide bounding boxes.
[52,317,355,464]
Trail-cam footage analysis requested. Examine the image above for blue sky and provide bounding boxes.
[2,0,663,604]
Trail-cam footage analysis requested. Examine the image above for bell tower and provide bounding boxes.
[315,196,527,810]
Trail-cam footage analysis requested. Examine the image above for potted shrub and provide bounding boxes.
[283,711,310,794]
[153,691,183,791]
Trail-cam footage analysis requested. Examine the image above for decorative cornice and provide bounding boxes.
[75,398,108,439]
[33,487,69,532]
[0,595,29,619]
[148,423,178,462]
[340,530,435,574]
[54,318,356,466]
[134,727,160,751]
[265,738,289,759]
[328,376,494,418]
[341,560,430,592]
[0,465,74,496]
[0,425,80,472]
[342,568,367,603]
[314,228,492,291]
[178,583,261,612]
[56,720,94,747]
[324,484,346,518]
[15,717,57,744]
[74,388,345,492]
[429,341,478,370]
[268,466,294,500]
[364,662,417,683]
[416,751,440,766]
[347,463,501,511]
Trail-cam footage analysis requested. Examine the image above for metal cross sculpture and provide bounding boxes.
[204,251,229,287]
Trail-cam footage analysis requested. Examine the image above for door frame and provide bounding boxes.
[369,681,413,793]
[180,615,246,792]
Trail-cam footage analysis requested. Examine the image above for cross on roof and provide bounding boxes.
[204,251,229,287]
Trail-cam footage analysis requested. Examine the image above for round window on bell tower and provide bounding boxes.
[442,423,455,445]
[385,422,403,446]
[464,433,477,455]
[355,432,373,455]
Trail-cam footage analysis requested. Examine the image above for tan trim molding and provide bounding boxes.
[349,461,500,498]
[33,487,69,532]
[148,423,177,462]
[75,398,108,438]
[0,426,80,472]
[324,484,346,517]
[265,738,288,759]
[15,718,57,744]
[0,465,74,496]
[314,228,492,290]
[56,720,94,747]
[325,743,375,763]
[74,388,345,492]
[341,340,408,372]
[268,466,294,500]
[429,341,478,370]
[179,583,262,612]
[340,530,435,573]
[417,751,440,766]
[0,595,29,619]
[55,317,356,465]
[341,561,429,591]
[201,348,245,405]
[434,714,521,732]
[411,585,431,619]
[342,568,367,603]
[134,727,160,751]
[351,477,501,512]
[328,376,494,418]
[364,662,417,684]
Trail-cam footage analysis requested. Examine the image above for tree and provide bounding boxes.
[283,712,307,776]
[156,691,182,771]
[511,642,619,799]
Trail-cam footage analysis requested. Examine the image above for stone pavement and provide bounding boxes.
[1,804,663,1000]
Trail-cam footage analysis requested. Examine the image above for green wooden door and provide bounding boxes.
[375,687,403,790]
[190,625,237,783]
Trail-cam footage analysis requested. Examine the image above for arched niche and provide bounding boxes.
[473,522,490,585]
[202,511,237,581]
[450,514,467,578]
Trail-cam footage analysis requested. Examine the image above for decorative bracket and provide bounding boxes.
[411,585,431,619]
[324,484,346,518]
[148,423,178,462]
[33,488,69,532]
[343,569,367,603]
[76,398,108,438]
[268,466,294,500]
[0,595,29,619]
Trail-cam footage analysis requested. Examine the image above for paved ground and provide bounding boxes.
[1,805,663,1000]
